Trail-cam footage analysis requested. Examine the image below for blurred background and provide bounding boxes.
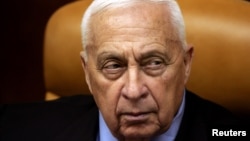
[1,0,76,103]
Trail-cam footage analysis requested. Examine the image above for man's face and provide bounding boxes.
[81,2,193,140]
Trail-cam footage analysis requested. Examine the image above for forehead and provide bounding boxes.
[88,2,178,52]
[101,2,170,27]
[89,2,176,42]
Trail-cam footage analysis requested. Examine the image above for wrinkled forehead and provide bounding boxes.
[100,2,170,25]
[89,2,176,40]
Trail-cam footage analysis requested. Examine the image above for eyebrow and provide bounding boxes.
[139,50,171,62]
[97,51,126,64]
[97,48,172,65]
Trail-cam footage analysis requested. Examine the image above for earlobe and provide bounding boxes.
[80,51,87,68]
[185,45,194,64]
[80,51,93,93]
[184,45,194,84]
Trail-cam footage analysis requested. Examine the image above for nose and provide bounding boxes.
[121,67,148,101]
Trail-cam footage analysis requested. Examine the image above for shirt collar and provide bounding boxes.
[97,110,117,141]
[152,91,186,141]
[97,91,186,141]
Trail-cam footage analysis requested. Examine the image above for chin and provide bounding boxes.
[119,124,160,139]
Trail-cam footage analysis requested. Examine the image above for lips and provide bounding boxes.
[120,112,152,125]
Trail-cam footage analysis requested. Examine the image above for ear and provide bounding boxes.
[80,51,93,93]
[183,45,194,84]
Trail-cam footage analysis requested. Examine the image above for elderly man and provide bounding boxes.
[79,0,239,141]
[1,0,241,141]
[80,0,193,140]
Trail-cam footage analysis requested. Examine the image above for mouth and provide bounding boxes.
[120,112,152,125]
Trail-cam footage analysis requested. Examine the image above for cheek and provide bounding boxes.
[146,65,185,127]
[87,70,123,133]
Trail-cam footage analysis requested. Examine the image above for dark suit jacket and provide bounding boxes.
[1,90,247,141]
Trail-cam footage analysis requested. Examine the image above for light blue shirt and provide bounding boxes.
[97,92,186,141]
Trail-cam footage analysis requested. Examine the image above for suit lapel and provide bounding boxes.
[174,91,208,141]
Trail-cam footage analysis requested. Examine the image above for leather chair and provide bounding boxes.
[43,0,250,117]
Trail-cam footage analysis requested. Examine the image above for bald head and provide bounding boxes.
[81,0,187,60]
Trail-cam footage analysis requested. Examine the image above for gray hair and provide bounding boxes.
[81,0,187,59]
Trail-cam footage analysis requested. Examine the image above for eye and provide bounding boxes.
[144,58,164,70]
[142,57,166,76]
[103,61,122,72]
[101,60,125,79]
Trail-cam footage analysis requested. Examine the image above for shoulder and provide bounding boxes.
[175,90,243,141]
[1,95,99,141]
[184,90,237,121]
[1,94,97,119]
